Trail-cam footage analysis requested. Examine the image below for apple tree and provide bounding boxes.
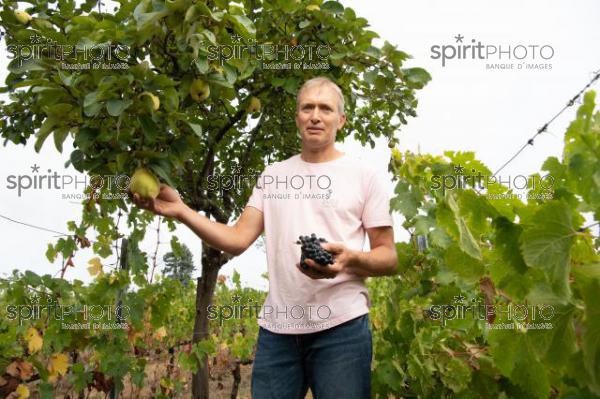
[0,0,431,397]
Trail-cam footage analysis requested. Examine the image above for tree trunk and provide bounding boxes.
[230,360,241,399]
[191,244,226,399]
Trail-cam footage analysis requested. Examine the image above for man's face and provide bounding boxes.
[295,84,346,148]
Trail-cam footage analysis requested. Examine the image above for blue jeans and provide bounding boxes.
[251,314,372,399]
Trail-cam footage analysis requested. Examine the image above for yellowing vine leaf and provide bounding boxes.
[88,351,100,364]
[24,327,43,353]
[127,323,144,344]
[87,257,103,276]
[160,377,174,389]
[154,326,167,340]
[15,384,30,399]
[47,353,70,382]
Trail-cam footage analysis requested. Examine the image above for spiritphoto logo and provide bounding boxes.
[207,294,332,327]
[206,164,259,193]
[6,33,130,70]
[4,163,131,199]
[207,167,334,202]
[430,164,554,200]
[430,34,554,70]
[5,294,130,330]
[426,295,555,330]
[196,33,331,70]
[258,173,333,201]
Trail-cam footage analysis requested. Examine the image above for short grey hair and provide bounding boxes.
[297,76,345,115]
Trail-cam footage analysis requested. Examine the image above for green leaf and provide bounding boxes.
[53,126,70,152]
[35,117,58,153]
[364,69,378,84]
[24,270,42,286]
[163,88,179,112]
[321,1,344,14]
[226,14,256,37]
[70,362,93,392]
[191,2,223,22]
[444,245,484,284]
[12,79,52,89]
[193,55,210,74]
[170,236,184,258]
[232,269,241,286]
[580,278,600,391]
[222,63,238,84]
[492,217,528,274]
[127,238,148,275]
[186,121,203,138]
[488,330,551,398]
[73,127,97,153]
[83,91,103,117]
[206,73,234,89]
[46,243,58,263]
[439,357,471,393]
[192,338,217,363]
[133,0,169,30]
[282,76,301,95]
[106,99,133,117]
[139,115,158,143]
[520,201,575,301]
[402,67,432,89]
[149,163,176,188]
[390,181,418,218]
[363,46,381,59]
[70,149,85,172]
[446,193,482,260]
[43,103,74,118]
[39,382,53,399]
[572,262,600,282]
[394,242,414,274]
[7,58,48,73]
[488,217,533,299]
[299,19,311,29]
[541,305,576,367]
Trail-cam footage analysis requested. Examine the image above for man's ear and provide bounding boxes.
[338,113,347,130]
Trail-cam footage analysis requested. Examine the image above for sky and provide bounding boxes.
[1,0,599,290]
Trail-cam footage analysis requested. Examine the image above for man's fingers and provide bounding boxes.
[296,263,326,279]
[299,260,335,279]
[321,242,342,255]
[130,192,157,213]
[305,258,328,271]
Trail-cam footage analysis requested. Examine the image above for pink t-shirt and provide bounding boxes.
[245,152,393,334]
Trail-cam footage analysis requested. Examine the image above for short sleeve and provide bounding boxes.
[361,169,393,228]
[245,167,267,213]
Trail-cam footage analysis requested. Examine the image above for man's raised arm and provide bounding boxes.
[131,184,264,256]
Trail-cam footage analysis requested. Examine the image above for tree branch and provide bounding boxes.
[198,86,270,185]
[239,111,266,172]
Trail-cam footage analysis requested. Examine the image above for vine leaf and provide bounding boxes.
[446,192,482,260]
[520,201,575,302]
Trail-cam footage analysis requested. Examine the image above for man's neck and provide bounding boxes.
[300,147,344,163]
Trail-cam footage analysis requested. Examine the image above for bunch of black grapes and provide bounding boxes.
[296,233,334,269]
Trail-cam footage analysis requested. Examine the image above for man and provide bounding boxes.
[131,76,397,398]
